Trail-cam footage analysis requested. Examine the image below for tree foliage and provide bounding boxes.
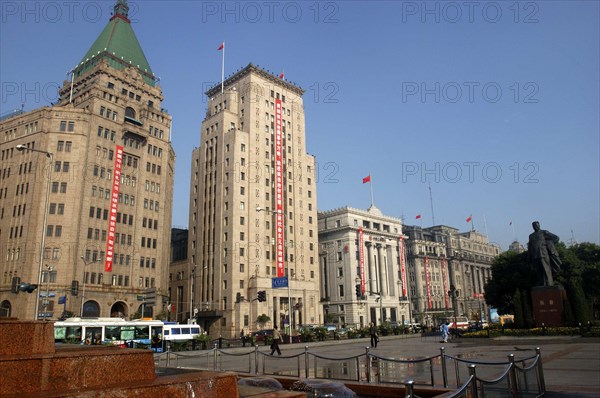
[484,251,534,314]
[256,313,271,329]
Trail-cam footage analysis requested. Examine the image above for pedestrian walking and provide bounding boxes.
[270,326,282,355]
[440,322,449,343]
[369,322,378,348]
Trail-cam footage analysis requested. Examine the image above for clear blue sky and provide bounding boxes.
[1,1,598,250]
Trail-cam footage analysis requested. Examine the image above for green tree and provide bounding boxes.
[513,290,524,328]
[485,251,535,314]
[256,314,270,329]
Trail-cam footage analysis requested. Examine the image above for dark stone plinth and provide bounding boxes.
[0,320,245,398]
[0,346,156,395]
[0,319,55,356]
[531,285,566,327]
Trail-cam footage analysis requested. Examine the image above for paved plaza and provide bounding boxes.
[166,333,600,397]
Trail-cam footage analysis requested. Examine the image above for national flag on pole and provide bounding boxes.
[279,70,285,79]
[415,214,422,219]
[466,215,473,223]
[58,295,66,304]
[217,42,224,51]
[362,175,371,184]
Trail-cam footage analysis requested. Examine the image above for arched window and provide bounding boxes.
[82,300,100,317]
[125,107,136,119]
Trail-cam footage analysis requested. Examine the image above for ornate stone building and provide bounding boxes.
[404,225,501,326]
[318,206,409,328]
[0,1,174,320]
[188,64,321,338]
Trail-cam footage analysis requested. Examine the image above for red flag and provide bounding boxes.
[217,42,224,51]
[362,175,371,184]
[415,214,422,219]
[466,215,472,223]
[279,70,285,79]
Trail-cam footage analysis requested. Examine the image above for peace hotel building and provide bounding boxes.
[403,225,501,326]
[0,1,174,319]
[188,64,321,338]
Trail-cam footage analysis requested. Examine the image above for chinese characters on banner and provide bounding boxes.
[399,235,407,297]
[441,257,449,308]
[275,98,285,277]
[425,256,432,309]
[104,145,124,272]
[358,228,366,294]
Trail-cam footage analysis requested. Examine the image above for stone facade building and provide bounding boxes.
[404,225,501,326]
[0,1,174,320]
[318,206,409,328]
[188,64,321,338]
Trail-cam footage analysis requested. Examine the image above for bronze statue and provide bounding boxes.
[528,221,562,286]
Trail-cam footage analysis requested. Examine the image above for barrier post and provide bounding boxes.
[254,345,259,374]
[441,346,448,388]
[213,343,218,371]
[365,347,371,383]
[535,347,546,394]
[304,346,309,379]
[468,364,478,398]
[508,354,518,397]
[404,379,415,398]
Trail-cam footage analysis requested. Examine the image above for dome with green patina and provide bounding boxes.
[74,0,155,86]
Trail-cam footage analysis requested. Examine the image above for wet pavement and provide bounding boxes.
[162,333,600,397]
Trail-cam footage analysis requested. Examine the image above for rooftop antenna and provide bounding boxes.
[568,229,578,247]
[428,181,436,226]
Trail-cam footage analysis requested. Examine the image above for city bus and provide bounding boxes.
[162,322,203,342]
[54,318,168,352]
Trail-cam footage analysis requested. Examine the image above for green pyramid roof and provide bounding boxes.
[74,1,155,86]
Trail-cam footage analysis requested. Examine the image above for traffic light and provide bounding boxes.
[257,290,266,302]
[11,277,21,294]
[18,283,38,293]
[71,280,79,296]
[355,284,361,299]
[236,292,242,303]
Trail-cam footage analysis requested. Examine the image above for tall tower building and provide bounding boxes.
[189,64,321,338]
[0,0,174,320]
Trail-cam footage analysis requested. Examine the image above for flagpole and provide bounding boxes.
[221,42,225,94]
[369,174,374,207]
[511,222,516,241]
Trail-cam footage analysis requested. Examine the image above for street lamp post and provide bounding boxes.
[16,144,53,320]
[256,206,292,344]
[80,255,100,317]
[41,265,54,320]
[190,265,197,323]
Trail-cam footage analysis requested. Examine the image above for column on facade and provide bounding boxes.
[414,258,424,315]
[320,254,327,299]
[274,295,280,328]
[367,243,377,293]
[377,244,388,296]
[387,245,397,297]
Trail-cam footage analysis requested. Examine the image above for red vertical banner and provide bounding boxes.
[105,145,124,272]
[275,98,285,277]
[441,257,449,308]
[425,256,432,309]
[399,235,407,297]
[358,228,365,294]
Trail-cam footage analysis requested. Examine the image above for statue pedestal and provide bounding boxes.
[531,285,566,327]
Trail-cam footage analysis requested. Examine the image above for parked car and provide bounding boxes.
[251,329,274,342]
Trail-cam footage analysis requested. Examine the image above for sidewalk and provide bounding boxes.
[177,334,600,397]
